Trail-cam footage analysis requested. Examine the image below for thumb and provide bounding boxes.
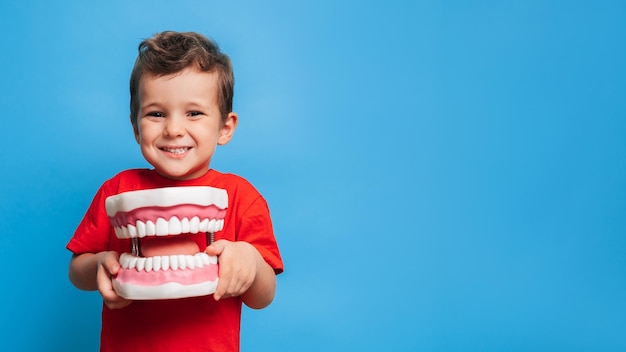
[205,239,227,256]
[99,251,121,276]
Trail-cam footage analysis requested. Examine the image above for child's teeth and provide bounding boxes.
[164,147,187,154]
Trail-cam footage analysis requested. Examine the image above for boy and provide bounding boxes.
[67,31,283,351]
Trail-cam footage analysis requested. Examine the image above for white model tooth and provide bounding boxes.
[194,253,204,268]
[190,216,200,233]
[145,257,153,272]
[161,255,169,271]
[136,221,146,238]
[216,219,224,231]
[122,226,131,239]
[208,255,218,265]
[199,218,209,232]
[135,220,146,238]
[114,227,124,238]
[119,254,127,269]
[152,256,161,272]
[169,217,182,235]
[156,218,169,236]
[119,253,131,269]
[170,255,179,270]
[128,224,137,238]
[178,255,187,270]
[181,217,190,233]
[136,257,146,271]
[187,255,196,270]
[146,220,156,236]
[128,255,138,269]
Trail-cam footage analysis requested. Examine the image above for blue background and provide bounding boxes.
[1,1,625,351]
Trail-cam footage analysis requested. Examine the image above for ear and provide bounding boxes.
[218,112,238,145]
[131,114,140,143]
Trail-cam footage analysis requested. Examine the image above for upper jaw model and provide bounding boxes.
[105,186,227,300]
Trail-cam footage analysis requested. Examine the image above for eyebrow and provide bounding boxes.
[140,102,163,111]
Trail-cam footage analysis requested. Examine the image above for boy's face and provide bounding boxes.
[134,68,237,180]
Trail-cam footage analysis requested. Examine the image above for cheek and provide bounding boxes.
[138,123,159,143]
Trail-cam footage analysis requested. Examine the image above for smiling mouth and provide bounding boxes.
[160,147,191,154]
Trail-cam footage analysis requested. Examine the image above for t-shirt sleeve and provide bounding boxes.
[66,184,112,254]
[238,196,284,274]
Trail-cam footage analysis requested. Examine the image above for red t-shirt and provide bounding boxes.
[67,169,283,352]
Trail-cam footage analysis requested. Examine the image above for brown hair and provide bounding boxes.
[129,31,234,129]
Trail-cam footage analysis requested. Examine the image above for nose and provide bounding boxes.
[164,116,185,137]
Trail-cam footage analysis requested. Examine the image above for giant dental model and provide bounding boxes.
[105,186,227,300]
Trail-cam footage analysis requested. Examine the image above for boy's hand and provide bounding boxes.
[205,240,261,301]
[97,251,132,309]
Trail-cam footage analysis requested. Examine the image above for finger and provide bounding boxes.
[98,273,131,309]
[214,275,229,301]
[105,295,132,309]
[205,239,226,256]
[225,265,243,296]
[96,254,130,308]
[214,260,232,301]
[232,271,254,297]
[97,264,114,292]
[96,266,117,297]
[222,263,252,298]
[99,251,121,276]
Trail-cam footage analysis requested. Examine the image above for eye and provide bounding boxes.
[188,111,204,119]
[146,111,164,118]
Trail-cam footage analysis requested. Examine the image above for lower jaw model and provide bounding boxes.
[105,186,228,300]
